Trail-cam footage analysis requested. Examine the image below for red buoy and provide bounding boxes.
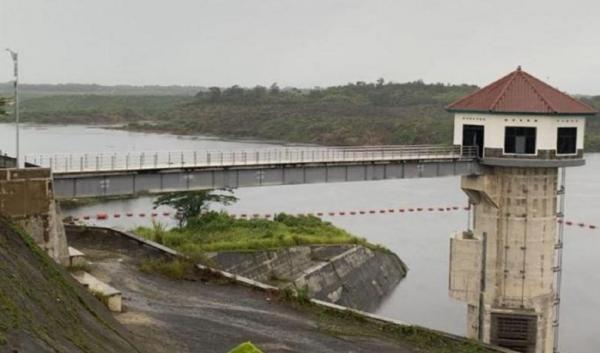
[416,208,423,211]
[408,208,414,212]
[328,212,336,216]
[565,221,573,226]
[126,212,133,217]
[369,210,376,214]
[350,211,356,215]
[139,213,146,217]
[83,215,90,220]
[359,211,366,214]
[162,212,170,216]
[113,213,121,218]
[388,209,395,213]
[317,212,323,216]
[590,225,597,230]
[428,208,435,211]
[399,209,405,213]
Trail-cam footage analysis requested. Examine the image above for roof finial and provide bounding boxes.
[517,65,522,71]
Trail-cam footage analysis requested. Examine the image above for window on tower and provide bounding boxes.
[504,127,536,155]
[557,127,577,155]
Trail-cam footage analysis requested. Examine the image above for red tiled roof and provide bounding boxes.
[446,67,597,115]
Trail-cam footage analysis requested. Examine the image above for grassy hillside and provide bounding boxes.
[19,95,192,124]
[0,216,149,353]
[3,81,600,150]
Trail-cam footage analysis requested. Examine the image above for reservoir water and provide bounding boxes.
[1,123,598,352]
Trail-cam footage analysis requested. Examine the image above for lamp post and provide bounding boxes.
[6,48,20,168]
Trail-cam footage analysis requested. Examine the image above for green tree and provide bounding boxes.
[154,189,238,227]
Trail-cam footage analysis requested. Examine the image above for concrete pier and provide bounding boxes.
[451,167,557,353]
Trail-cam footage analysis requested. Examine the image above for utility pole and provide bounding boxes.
[6,48,20,168]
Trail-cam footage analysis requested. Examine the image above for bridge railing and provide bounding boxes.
[25,145,478,174]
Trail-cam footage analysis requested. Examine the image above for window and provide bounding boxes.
[505,127,536,155]
[557,127,577,154]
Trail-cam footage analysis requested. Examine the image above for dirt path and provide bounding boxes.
[81,247,418,353]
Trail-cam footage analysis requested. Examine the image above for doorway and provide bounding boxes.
[462,125,484,158]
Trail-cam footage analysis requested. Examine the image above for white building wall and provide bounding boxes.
[453,113,586,152]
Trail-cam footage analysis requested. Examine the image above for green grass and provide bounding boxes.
[133,212,388,257]
[228,342,264,353]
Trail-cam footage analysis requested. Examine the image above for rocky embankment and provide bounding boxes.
[206,245,407,311]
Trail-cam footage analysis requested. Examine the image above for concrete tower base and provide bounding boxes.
[450,167,557,353]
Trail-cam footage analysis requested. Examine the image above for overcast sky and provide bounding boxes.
[0,0,599,93]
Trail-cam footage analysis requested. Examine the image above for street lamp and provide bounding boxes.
[6,48,20,168]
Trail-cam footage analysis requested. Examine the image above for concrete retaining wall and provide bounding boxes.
[206,245,407,311]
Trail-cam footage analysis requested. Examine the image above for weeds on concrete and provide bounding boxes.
[139,258,197,280]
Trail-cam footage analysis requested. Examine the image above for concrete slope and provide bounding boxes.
[0,217,154,353]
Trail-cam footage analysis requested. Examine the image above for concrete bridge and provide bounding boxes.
[23,145,480,199]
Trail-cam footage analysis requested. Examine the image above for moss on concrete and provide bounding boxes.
[0,216,151,353]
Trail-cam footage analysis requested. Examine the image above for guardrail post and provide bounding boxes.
[207,152,211,166]
[84,154,88,170]
[126,154,130,169]
[80,156,83,171]
[140,153,145,168]
[111,154,116,170]
[154,153,158,168]
[181,152,184,167]
[168,152,171,166]
[193,151,197,166]
[95,155,99,170]
[50,157,54,170]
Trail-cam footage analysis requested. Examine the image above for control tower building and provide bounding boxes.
[446,67,596,353]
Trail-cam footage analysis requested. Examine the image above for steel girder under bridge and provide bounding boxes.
[25,145,481,199]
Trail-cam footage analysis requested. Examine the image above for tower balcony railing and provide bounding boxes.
[24,145,478,174]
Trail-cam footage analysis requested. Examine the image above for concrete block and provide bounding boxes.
[449,232,482,305]
[72,271,122,312]
[68,246,86,266]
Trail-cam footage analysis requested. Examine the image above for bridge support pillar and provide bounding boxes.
[450,167,557,353]
[0,168,69,265]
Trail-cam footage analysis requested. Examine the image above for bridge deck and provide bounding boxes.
[25,145,480,199]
